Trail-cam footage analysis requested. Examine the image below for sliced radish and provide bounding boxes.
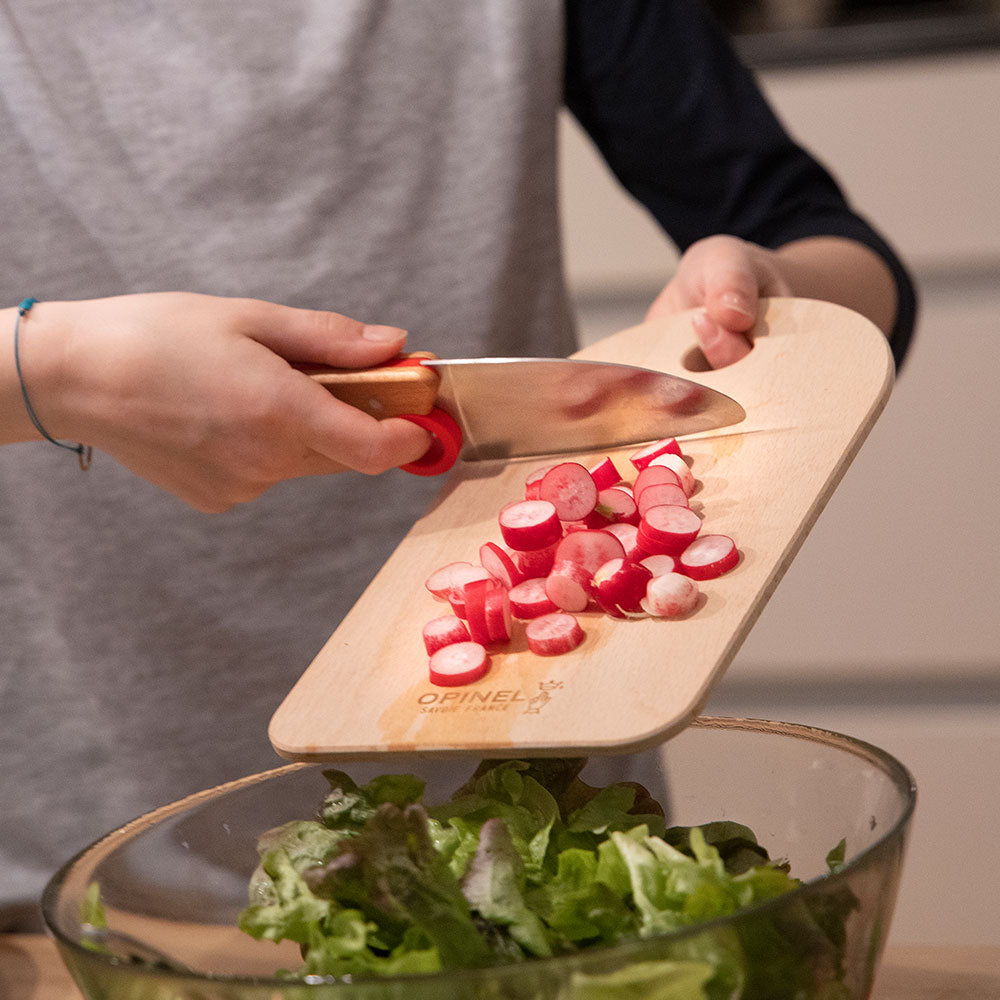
[425,561,482,600]
[680,534,740,580]
[498,499,562,551]
[596,487,639,525]
[634,464,683,498]
[554,529,626,575]
[515,541,559,578]
[462,577,495,645]
[592,558,653,617]
[588,456,622,491]
[638,505,702,556]
[648,453,695,497]
[428,641,490,686]
[630,437,682,471]
[636,482,689,517]
[508,577,558,619]
[422,615,471,656]
[639,553,678,578]
[525,613,585,656]
[641,573,700,618]
[484,584,513,643]
[525,464,557,500]
[479,541,523,589]
[562,509,613,531]
[539,462,599,522]
[545,559,592,613]
[604,522,641,560]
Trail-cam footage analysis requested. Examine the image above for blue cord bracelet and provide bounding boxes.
[13,298,92,470]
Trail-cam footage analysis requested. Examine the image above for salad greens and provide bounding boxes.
[239,759,856,999]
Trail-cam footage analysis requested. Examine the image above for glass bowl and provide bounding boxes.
[42,717,916,1000]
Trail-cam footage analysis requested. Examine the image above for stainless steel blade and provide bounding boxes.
[424,357,745,461]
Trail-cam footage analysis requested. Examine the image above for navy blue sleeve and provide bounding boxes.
[563,0,916,370]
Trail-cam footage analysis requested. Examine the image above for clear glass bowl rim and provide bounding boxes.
[41,715,918,990]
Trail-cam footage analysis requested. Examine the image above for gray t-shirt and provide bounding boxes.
[0,1,579,915]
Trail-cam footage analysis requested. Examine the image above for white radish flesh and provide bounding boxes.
[524,464,556,500]
[554,529,626,575]
[428,641,491,686]
[539,462,599,522]
[636,482,689,517]
[639,553,678,577]
[604,522,641,560]
[630,436,682,471]
[479,541,523,589]
[515,541,559,578]
[641,572,700,618]
[648,453,695,497]
[638,504,702,556]
[525,612,585,656]
[680,534,740,580]
[633,464,683,498]
[425,561,486,600]
[545,559,592,613]
[498,499,563,551]
[596,487,639,525]
[508,577,558,619]
[422,615,472,656]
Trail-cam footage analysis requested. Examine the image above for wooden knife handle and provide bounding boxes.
[297,352,440,419]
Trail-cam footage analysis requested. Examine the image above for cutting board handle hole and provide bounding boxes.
[681,345,713,373]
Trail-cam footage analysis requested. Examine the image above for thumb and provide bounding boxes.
[235,298,410,369]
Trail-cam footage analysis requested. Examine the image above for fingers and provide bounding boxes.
[691,309,753,369]
[232,297,410,369]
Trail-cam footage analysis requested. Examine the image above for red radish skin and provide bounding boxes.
[639,553,678,577]
[554,529,626,575]
[680,534,740,580]
[648,453,695,496]
[508,577,559,619]
[441,567,496,618]
[641,572,700,618]
[516,541,559,577]
[592,558,653,617]
[539,462,599,522]
[633,464,683,498]
[604,522,641,560]
[636,482,689,517]
[525,612,585,656]
[428,641,490,686]
[484,584,513,642]
[588,456,622,491]
[596,487,640,525]
[421,615,471,656]
[462,577,496,645]
[545,559,592,613]
[638,504,702,556]
[525,464,556,500]
[630,437,682,471]
[479,541,523,589]
[563,509,613,532]
[498,499,563,551]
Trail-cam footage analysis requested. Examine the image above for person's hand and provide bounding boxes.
[645,235,792,369]
[21,293,433,511]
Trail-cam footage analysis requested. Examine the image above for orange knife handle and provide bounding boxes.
[301,352,440,419]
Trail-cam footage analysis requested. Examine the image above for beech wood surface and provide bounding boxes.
[270,298,894,760]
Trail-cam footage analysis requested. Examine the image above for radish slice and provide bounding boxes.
[633,464,683,498]
[422,615,471,656]
[525,464,557,500]
[525,613,585,656]
[648,453,695,497]
[636,482,689,517]
[603,522,641,560]
[398,407,464,476]
[462,578,495,645]
[479,541,523,589]
[428,641,490,686]
[588,456,622,491]
[596,487,639,525]
[630,437,682,471]
[639,553,678,577]
[680,534,740,580]
[515,541,559,578]
[562,509,613,531]
[545,560,592,613]
[484,584,512,643]
[508,577,558,619]
[554,529,626,575]
[425,561,481,600]
[539,462,599,522]
[639,504,702,556]
[592,557,653,617]
[498,499,562,551]
[641,573,700,618]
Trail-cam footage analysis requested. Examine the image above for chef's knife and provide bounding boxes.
[302,353,745,469]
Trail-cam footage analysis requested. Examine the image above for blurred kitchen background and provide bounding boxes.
[559,0,1000,948]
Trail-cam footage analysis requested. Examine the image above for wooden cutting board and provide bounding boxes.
[269,297,894,760]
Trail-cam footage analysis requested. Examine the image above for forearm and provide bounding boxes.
[773,237,898,338]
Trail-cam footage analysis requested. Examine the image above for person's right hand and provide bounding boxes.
[16,293,433,512]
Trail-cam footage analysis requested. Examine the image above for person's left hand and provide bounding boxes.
[645,235,791,369]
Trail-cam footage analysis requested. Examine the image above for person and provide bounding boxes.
[0,1,915,929]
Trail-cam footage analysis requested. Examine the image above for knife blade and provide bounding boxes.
[303,353,745,463]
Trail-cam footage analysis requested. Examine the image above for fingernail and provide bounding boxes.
[720,292,754,319]
[362,324,407,342]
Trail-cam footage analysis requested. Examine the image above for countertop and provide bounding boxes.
[2,934,998,999]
